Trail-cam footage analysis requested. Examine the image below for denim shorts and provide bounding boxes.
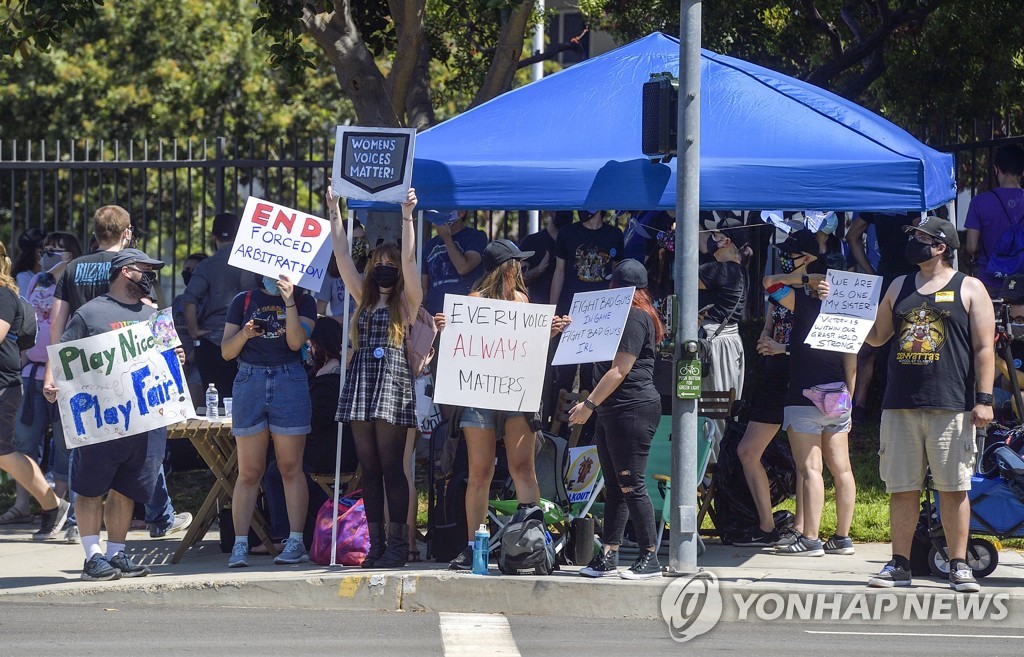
[459,407,530,431]
[232,362,312,437]
[783,404,852,435]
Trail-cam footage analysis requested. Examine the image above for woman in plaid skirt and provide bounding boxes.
[328,187,421,568]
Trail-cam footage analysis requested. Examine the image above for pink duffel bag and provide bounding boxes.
[310,495,369,566]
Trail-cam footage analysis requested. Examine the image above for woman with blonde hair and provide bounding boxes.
[328,187,421,568]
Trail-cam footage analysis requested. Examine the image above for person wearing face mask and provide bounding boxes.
[848,216,994,592]
[43,249,186,581]
[327,186,422,569]
[316,221,367,318]
[12,227,46,295]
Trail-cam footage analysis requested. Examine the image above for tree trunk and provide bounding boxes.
[405,39,436,130]
[470,1,533,108]
[385,0,426,126]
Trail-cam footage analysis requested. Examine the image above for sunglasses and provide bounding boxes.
[40,249,68,257]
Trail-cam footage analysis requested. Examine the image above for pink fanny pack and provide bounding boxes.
[802,382,852,418]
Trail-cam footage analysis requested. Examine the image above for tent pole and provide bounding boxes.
[668,0,701,574]
[528,0,545,235]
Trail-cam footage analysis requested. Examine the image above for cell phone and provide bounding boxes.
[250,317,270,332]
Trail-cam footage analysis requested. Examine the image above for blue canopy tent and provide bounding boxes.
[352,32,954,212]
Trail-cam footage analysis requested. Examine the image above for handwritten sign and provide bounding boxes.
[332,126,416,203]
[47,309,195,448]
[551,287,635,366]
[566,446,601,504]
[228,197,332,293]
[805,269,882,353]
[433,294,554,412]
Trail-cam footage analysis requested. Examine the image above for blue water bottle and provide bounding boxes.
[472,524,489,575]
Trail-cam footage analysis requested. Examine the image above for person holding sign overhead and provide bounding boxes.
[434,239,571,571]
[327,186,421,569]
[568,259,664,580]
[221,270,317,568]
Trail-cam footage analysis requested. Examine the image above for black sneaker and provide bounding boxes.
[580,549,619,578]
[733,528,780,547]
[867,561,912,588]
[620,551,662,580]
[107,551,150,578]
[949,563,981,593]
[448,546,474,571]
[81,554,121,581]
[33,499,71,542]
[775,535,824,557]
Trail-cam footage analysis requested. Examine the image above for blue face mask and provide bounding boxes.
[263,276,280,295]
[821,214,838,235]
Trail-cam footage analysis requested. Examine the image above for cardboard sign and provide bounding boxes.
[47,309,195,448]
[566,446,601,504]
[228,197,333,293]
[551,287,635,366]
[332,126,417,203]
[433,294,554,412]
[415,373,442,439]
[805,269,882,354]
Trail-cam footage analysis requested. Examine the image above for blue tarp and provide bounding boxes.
[354,33,955,212]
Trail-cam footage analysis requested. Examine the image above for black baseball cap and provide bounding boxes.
[212,212,240,240]
[18,228,46,252]
[777,229,819,256]
[904,215,960,249]
[609,259,648,289]
[482,239,534,272]
[109,248,165,273]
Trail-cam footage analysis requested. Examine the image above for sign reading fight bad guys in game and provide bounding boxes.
[805,269,882,354]
[228,197,333,293]
[48,309,195,448]
[433,295,554,412]
[552,287,635,366]
[332,126,417,203]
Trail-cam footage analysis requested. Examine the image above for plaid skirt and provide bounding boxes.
[336,345,416,428]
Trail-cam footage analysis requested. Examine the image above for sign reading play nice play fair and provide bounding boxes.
[433,294,554,412]
[332,126,417,203]
[228,197,333,293]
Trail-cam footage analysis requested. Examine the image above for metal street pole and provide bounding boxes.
[668,0,702,574]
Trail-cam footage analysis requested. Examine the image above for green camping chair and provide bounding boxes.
[649,416,715,555]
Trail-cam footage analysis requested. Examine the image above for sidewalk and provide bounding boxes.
[1,524,1022,624]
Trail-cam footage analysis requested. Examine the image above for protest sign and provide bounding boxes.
[805,269,882,354]
[566,446,601,504]
[332,126,417,203]
[433,294,554,412]
[551,287,635,365]
[47,309,195,448]
[228,197,332,293]
[415,373,442,440]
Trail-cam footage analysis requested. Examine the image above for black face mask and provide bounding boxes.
[130,270,156,297]
[905,238,937,265]
[779,255,798,274]
[374,263,399,289]
[706,235,721,257]
[182,271,193,286]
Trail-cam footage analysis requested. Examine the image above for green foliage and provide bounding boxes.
[0,0,102,56]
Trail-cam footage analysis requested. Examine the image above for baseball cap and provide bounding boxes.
[609,259,648,289]
[905,215,960,249]
[109,248,165,273]
[212,212,240,240]
[482,239,534,272]
[777,229,819,256]
[18,228,46,252]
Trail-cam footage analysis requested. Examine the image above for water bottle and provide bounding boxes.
[472,524,489,575]
[205,383,219,419]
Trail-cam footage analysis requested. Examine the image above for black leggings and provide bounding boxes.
[350,420,409,525]
[595,400,660,550]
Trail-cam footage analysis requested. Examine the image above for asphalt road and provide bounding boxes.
[0,604,1020,656]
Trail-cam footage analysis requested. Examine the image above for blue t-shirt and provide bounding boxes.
[422,227,487,314]
[225,288,316,366]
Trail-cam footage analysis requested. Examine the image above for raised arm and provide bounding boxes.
[845,217,876,275]
[327,187,364,306]
[400,188,423,320]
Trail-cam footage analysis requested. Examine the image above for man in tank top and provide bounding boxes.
[855,216,994,593]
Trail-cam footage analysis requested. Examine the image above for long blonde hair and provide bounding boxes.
[351,242,406,349]
[0,242,19,294]
[471,259,528,301]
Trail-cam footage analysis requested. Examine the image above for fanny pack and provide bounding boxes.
[802,382,851,418]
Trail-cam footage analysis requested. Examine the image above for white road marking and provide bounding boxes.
[805,630,1024,639]
[439,612,522,657]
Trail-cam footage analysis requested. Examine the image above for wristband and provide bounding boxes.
[976,392,994,406]
[285,303,296,308]
[583,399,598,411]
[768,285,792,304]
[784,346,790,356]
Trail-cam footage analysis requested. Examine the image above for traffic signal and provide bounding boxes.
[641,72,678,163]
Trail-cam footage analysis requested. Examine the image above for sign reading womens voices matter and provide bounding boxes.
[551,287,635,366]
[47,309,195,448]
[332,126,417,203]
[805,269,882,354]
[228,197,333,293]
[433,295,555,412]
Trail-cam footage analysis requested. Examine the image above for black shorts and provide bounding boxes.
[0,385,21,457]
[71,431,163,502]
[746,355,790,425]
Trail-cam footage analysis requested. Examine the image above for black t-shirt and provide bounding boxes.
[591,307,660,412]
[553,222,625,314]
[225,288,317,366]
[698,261,747,325]
[0,288,23,389]
[520,229,556,304]
[859,212,916,281]
[54,251,118,316]
[785,289,846,407]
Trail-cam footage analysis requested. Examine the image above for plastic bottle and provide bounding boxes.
[205,383,219,419]
[472,523,489,575]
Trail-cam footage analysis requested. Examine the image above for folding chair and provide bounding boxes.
[549,388,590,447]
[309,467,361,499]
[651,417,716,554]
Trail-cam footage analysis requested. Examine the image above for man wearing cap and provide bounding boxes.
[182,212,258,398]
[43,249,186,581]
[421,211,488,316]
[854,216,994,592]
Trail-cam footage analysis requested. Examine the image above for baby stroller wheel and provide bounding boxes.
[927,537,999,579]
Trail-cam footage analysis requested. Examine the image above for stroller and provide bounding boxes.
[915,425,1024,579]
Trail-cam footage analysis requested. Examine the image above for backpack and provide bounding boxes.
[405,306,438,378]
[4,289,36,350]
[497,505,557,575]
[985,191,1024,279]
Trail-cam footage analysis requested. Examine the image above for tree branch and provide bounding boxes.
[405,37,435,131]
[470,0,533,108]
[385,0,426,127]
[800,0,844,59]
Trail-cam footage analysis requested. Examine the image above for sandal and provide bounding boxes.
[0,507,35,525]
[408,549,422,563]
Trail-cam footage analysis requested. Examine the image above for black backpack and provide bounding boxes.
[4,289,36,350]
[497,505,557,575]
